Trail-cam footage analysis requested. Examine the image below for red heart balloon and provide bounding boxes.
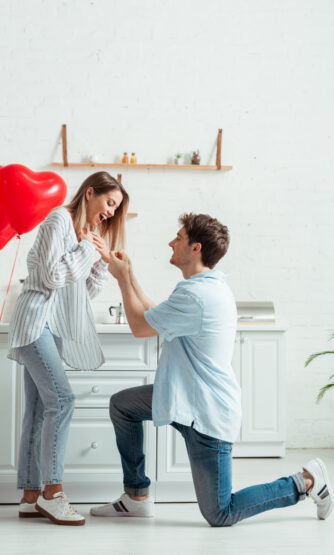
[0,222,17,250]
[0,165,17,249]
[0,164,67,235]
[0,191,17,249]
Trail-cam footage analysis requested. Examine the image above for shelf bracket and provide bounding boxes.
[62,124,68,167]
[216,128,222,170]
[117,173,122,183]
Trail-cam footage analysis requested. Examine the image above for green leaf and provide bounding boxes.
[305,351,334,367]
[317,382,334,403]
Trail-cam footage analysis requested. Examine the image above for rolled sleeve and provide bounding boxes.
[144,287,202,342]
[86,258,109,299]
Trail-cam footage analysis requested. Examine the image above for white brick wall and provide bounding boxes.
[1,0,334,447]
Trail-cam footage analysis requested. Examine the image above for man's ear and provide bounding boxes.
[192,242,202,255]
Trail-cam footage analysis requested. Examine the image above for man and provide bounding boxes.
[91,213,333,525]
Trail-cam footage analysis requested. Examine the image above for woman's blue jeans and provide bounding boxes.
[17,325,75,489]
[110,385,306,527]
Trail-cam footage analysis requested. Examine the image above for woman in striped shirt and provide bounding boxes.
[8,171,129,525]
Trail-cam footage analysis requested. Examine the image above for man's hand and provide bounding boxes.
[108,250,158,337]
[91,232,111,263]
[116,249,132,269]
[108,251,131,281]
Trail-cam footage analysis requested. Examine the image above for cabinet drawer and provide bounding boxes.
[67,370,154,408]
[64,408,153,472]
[65,409,119,470]
[98,334,157,370]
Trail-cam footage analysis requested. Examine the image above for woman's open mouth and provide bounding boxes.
[99,213,108,223]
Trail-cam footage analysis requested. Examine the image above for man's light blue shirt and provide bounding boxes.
[144,269,242,443]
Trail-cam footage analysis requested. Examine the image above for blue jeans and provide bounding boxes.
[110,385,306,527]
[17,325,75,489]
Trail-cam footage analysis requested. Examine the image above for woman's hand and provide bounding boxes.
[78,228,94,244]
[91,232,111,263]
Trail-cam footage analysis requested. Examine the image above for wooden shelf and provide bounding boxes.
[53,126,232,171]
[52,162,232,171]
[127,213,137,219]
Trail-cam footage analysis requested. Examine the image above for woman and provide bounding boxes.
[8,171,129,526]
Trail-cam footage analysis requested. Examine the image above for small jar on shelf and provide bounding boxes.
[122,152,129,164]
[130,152,137,164]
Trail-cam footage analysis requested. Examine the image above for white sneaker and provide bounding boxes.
[90,493,154,518]
[303,458,333,520]
[35,492,85,526]
[19,501,46,518]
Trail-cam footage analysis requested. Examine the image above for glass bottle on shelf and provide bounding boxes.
[122,152,129,164]
[130,152,137,164]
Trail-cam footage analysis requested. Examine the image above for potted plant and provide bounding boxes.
[305,333,334,402]
[174,153,183,165]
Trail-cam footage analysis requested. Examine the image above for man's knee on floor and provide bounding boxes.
[201,506,233,528]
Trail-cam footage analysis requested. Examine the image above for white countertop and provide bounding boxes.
[0,322,286,333]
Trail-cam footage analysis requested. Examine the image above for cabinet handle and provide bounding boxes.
[91,386,99,393]
[91,442,98,449]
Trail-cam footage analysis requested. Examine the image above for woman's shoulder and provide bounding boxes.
[42,206,72,229]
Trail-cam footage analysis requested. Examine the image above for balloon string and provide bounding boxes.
[0,235,21,322]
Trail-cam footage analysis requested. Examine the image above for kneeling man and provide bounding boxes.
[91,213,332,526]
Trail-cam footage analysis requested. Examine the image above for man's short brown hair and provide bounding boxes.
[179,213,230,268]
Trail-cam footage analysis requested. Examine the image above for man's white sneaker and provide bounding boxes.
[35,492,85,526]
[90,493,154,518]
[303,458,333,520]
[19,501,46,518]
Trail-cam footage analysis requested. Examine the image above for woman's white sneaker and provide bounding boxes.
[19,500,46,518]
[35,492,85,525]
[90,493,154,517]
[303,458,333,520]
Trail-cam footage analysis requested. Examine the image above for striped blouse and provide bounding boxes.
[8,207,109,370]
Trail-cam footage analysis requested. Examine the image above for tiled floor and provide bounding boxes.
[1,449,333,555]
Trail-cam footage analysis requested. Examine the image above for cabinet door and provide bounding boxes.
[240,331,285,442]
[0,335,22,476]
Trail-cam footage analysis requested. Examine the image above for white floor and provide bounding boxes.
[1,449,333,555]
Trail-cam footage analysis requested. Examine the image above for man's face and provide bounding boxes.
[168,226,194,268]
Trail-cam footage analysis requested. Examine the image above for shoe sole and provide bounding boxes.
[19,511,46,518]
[90,511,154,518]
[35,504,86,526]
[315,458,334,520]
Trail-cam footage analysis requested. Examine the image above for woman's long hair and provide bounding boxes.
[65,172,129,250]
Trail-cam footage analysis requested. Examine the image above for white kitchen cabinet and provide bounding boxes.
[63,331,158,502]
[236,330,286,455]
[0,334,23,502]
[0,324,285,503]
[0,326,157,503]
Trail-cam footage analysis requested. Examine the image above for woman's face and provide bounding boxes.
[85,187,123,226]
